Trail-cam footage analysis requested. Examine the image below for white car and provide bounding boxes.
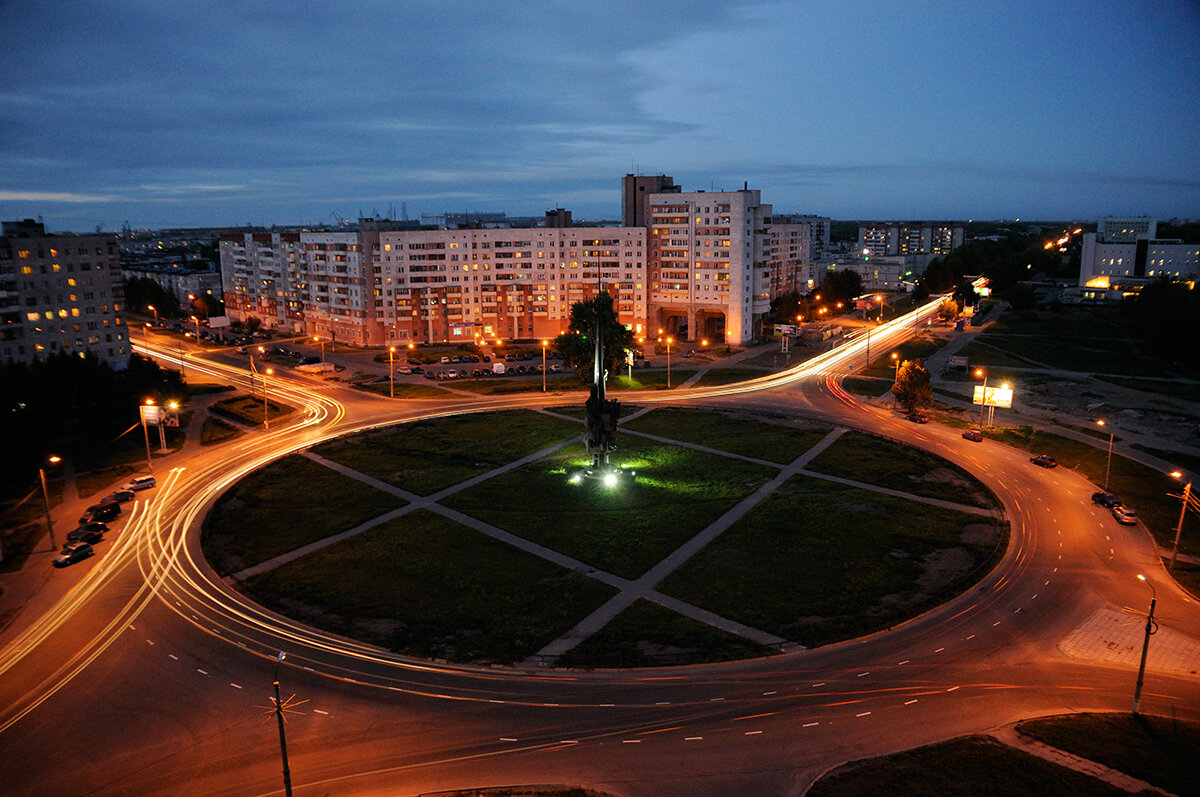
[120,475,157,491]
[1112,505,1138,525]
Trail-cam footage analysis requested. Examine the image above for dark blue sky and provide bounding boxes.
[2,0,1198,230]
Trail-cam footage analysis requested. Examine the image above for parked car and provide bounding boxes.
[962,429,983,442]
[79,502,121,524]
[1030,454,1058,468]
[396,366,413,375]
[53,542,94,567]
[1092,491,1122,508]
[1112,505,1139,525]
[298,355,321,365]
[407,357,422,365]
[104,490,136,504]
[66,527,104,545]
[906,412,929,424]
[411,366,424,374]
[424,370,437,379]
[120,475,157,491]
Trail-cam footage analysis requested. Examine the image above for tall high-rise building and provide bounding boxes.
[0,219,128,366]
[858,222,964,257]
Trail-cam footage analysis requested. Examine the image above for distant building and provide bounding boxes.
[776,214,831,261]
[820,256,906,292]
[767,218,814,296]
[858,222,964,258]
[1079,216,1199,299]
[0,219,128,366]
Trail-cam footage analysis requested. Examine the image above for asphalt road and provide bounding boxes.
[2,302,1198,796]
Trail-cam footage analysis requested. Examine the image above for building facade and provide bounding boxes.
[0,219,128,366]
[858,222,964,257]
[1079,216,1199,297]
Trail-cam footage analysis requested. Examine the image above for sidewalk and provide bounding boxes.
[989,724,1172,795]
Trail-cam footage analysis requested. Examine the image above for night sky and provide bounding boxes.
[2,0,1198,230]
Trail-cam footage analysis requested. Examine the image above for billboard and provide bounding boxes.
[973,385,1013,409]
[948,355,969,368]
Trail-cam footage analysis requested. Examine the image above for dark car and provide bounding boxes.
[66,527,104,545]
[53,542,94,568]
[80,502,121,524]
[424,370,437,380]
[906,412,929,424]
[962,429,983,442]
[298,355,321,365]
[104,490,136,504]
[412,366,424,374]
[1030,454,1058,468]
[407,357,421,365]
[1091,491,1122,508]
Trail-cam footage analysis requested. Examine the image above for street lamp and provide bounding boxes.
[39,455,62,550]
[388,346,396,398]
[147,304,157,325]
[541,339,548,392]
[663,336,674,388]
[975,368,988,429]
[1169,471,1193,571]
[1097,420,1115,492]
[263,368,273,429]
[272,651,294,797]
[190,314,200,341]
[876,294,884,323]
[313,335,325,363]
[1132,574,1158,715]
[139,399,156,473]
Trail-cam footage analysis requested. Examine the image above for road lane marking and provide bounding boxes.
[500,737,517,742]
[811,683,826,687]
[685,736,703,741]
[934,647,944,653]
[314,709,328,715]
[856,711,871,717]
[196,669,208,675]
[623,739,642,743]
[803,722,819,727]
[762,691,777,696]
[745,730,763,736]
[230,683,242,689]
[947,686,960,692]
[1032,594,1038,599]
[168,654,179,660]
[966,634,975,640]
[709,697,725,702]
[857,671,870,677]
[992,620,1001,626]
[129,624,136,630]
[145,639,154,646]
[656,701,671,705]
[905,699,919,705]
[898,660,909,665]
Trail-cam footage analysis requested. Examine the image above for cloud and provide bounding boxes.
[0,190,118,202]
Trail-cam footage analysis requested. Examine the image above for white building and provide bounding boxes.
[1079,216,1199,298]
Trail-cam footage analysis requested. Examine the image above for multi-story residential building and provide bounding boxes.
[646,187,772,344]
[622,174,679,228]
[776,214,831,261]
[858,222,964,257]
[820,256,906,292]
[122,264,223,307]
[0,219,128,366]
[221,177,788,348]
[1079,216,1199,298]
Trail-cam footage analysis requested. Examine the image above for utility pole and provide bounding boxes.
[272,652,294,797]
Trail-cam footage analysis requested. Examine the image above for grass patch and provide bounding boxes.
[659,475,1002,646]
[1095,374,1200,401]
[242,510,615,665]
[1165,558,1200,597]
[808,736,1130,797]
[843,376,893,397]
[807,431,995,508]
[622,406,831,464]
[452,375,584,394]
[956,340,1042,370]
[694,367,772,386]
[1016,713,1200,797]
[859,335,945,378]
[200,417,243,446]
[556,599,778,668]
[210,394,296,426]
[351,380,452,399]
[990,426,1194,555]
[611,369,697,390]
[312,410,582,495]
[0,491,52,572]
[976,330,1172,377]
[187,382,235,396]
[1129,443,1200,476]
[434,789,615,797]
[203,455,405,574]
[443,437,777,580]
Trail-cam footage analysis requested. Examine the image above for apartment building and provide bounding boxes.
[858,222,964,257]
[0,219,128,366]
[767,218,814,297]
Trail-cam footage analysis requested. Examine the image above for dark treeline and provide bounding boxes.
[0,353,185,496]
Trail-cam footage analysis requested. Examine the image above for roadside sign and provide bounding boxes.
[948,355,969,368]
[973,385,1013,408]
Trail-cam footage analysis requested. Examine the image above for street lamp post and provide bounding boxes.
[1097,420,1114,492]
[1169,472,1192,571]
[541,339,548,392]
[388,346,395,398]
[148,304,157,325]
[657,335,673,388]
[139,399,155,473]
[263,368,273,429]
[314,335,325,363]
[39,456,62,550]
[272,652,294,797]
[975,368,988,429]
[1132,574,1158,715]
[191,314,200,340]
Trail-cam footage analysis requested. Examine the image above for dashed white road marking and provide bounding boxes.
[762,691,777,696]
[685,736,703,741]
[857,671,870,677]
[145,639,154,646]
[992,620,1001,626]
[811,682,826,688]
[934,647,944,653]
[623,739,642,743]
[229,683,242,689]
[745,730,763,736]
[313,709,328,715]
[196,669,208,676]
[168,654,178,660]
[856,711,872,717]
[905,699,919,705]
[803,722,819,727]
[947,686,960,692]
[500,737,517,742]
[898,660,909,665]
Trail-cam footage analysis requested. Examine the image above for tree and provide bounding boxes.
[817,269,863,306]
[556,292,635,381]
[892,359,932,413]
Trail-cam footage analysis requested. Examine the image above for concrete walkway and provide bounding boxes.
[989,724,1173,795]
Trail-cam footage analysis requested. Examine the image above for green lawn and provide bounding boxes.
[1095,374,1200,401]
[611,369,697,390]
[442,437,777,580]
[621,406,831,464]
[694,367,772,387]
[452,375,584,394]
[990,427,1194,555]
[210,394,296,426]
[843,376,893,397]
[956,340,1042,370]
[858,335,945,378]
[351,380,452,399]
[203,455,405,574]
[242,510,615,665]
[200,417,243,446]
[807,736,1130,797]
[556,599,778,669]
[659,475,1002,647]
[807,431,996,508]
[1016,713,1200,797]
[311,410,582,495]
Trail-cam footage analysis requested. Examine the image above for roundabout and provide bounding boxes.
[203,406,1008,670]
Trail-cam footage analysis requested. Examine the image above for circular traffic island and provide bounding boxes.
[202,407,1005,668]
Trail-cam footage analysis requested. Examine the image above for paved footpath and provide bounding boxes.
[989,724,1173,795]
